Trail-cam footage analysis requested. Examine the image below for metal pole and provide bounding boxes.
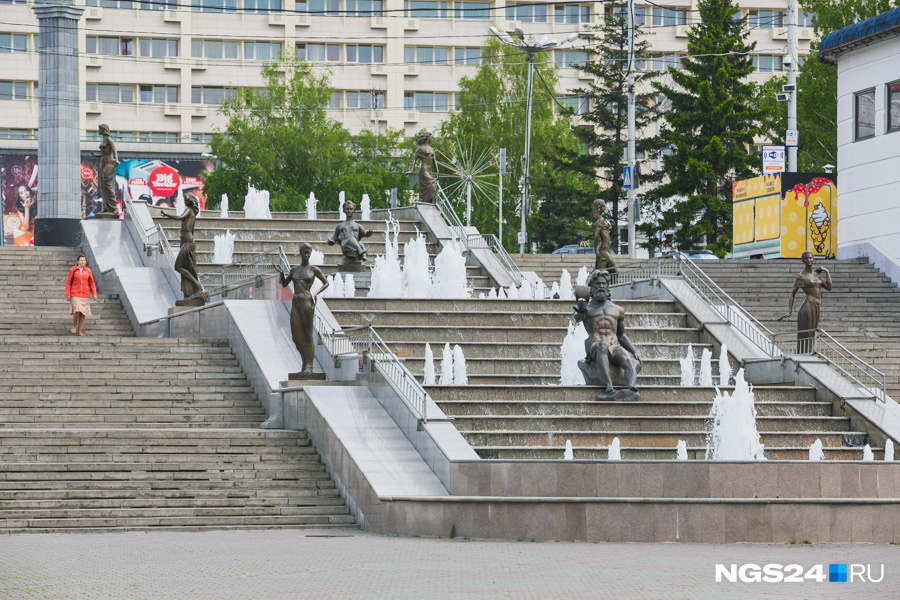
[465,178,472,227]
[626,0,637,258]
[499,147,505,242]
[787,0,797,172]
[521,53,535,256]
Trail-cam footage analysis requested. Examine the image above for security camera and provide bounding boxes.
[782,84,796,93]
[783,54,793,65]
[776,93,789,102]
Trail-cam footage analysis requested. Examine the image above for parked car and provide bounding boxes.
[662,249,720,260]
[552,245,595,255]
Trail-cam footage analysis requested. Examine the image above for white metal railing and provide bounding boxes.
[313,307,429,423]
[187,246,289,300]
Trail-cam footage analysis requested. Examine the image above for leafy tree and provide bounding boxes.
[203,56,407,212]
[639,0,763,257]
[564,4,664,252]
[437,37,596,251]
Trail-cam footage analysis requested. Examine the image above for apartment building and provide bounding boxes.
[0,0,813,157]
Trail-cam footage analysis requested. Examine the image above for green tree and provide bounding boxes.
[639,0,763,256]
[564,4,663,251]
[203,56,408,212]
[437,37,596,251]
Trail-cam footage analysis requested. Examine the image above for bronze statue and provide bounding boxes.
[592,198,616,273]
[778,250,832,353]
[411,131,439,203]
[327,200,373,267]
[573,269,642,401]
[278,242,329,375]
[96,124,119,214]
[162,193,203,300]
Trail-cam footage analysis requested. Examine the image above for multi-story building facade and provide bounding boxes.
[1,0,813,158]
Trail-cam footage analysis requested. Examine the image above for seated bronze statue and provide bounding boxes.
[327,200,373,266]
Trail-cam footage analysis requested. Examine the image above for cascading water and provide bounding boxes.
[306,192,317,220]
[487,288,497,299]
[423,343,436,385]
[576,266,588,287]
[402,231,432,298]
[439,343,454,385]
[535,280,546,300]
[344,274,356,298]
[519,279,532,300]
[680,344,695,387]
[339,191,346,219]
[321,275,334,298]
[699,348,713,386]
[607,438,621,460]
[431,242,471,299]
[212,229,235,265]
[560,322,587,385]
[497,287,507,300]
[361,193,371,221]
[368,218,402,298]
[564,440,574,460]
[507,285,519,300]
[676,440,688,461]
[310,249,325,266]
[718,343,732,386]
[175,187,185,215]
[244,185,272,219]
[809,439,825,461]
[220,194,229,218]
[886,442,895,461]
[559,270,575,301]
[863,445,874,461]
[452,345,467,385]
[705,369,766,461]
[331,273,345,298]
[550,282,560,299]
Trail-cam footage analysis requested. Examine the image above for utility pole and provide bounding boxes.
[499,147,506,241]
[786,0,798,172]
[626,0,637,258]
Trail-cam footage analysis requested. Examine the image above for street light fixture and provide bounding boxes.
[489,26,578,255]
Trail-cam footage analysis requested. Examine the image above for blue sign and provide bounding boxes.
[623,166,632,189]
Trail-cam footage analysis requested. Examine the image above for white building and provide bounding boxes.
[819,8,900,281]
[0,0,812,158]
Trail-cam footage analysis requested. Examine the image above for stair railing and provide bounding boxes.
[184,246,289,301]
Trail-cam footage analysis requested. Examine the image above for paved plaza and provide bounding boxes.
[0,529,896,599]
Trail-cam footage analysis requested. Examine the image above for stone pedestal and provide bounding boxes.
[337,260,366,272]
[287,372,327,382]
[33,1,84,247]
[175,298,205,308]
[93,213,120,220]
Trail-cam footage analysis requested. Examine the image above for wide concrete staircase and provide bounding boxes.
[697,258,900,400]
[327,297,876,460]
[154,210,496,295]
[514,253,631,285]
[0,246,353,533]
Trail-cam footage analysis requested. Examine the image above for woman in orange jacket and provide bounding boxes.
[65,254,97,336]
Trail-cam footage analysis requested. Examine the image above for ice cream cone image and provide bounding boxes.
[809,202,830,253]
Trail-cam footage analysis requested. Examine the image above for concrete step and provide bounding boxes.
[388,341,712,360]
[367,325,703,344]
[427,385,818,403]
[481,445,882,461]
[325,298,681,313]
[330,310,687,329]
[439,399,829,417]
[402,357,701,377]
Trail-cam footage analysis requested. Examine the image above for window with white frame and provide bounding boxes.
[192,86,235,105]
[86,83,134,103]
[346,0,383,16]
[138,38,179,57]
[748,9,784,28]
[191,0,237,13]
[651,6,686,26]
[244,0,281,13]
[650,53,681,71]
[0,128,34,139]
[192,40,240,59]
[296,0,339,15]
[296,43,340,62]
[606,5,644,25]
[798,11,814,27]
[86,36,134,56]
[556,96,588,114]
[505,3,548,22]
[405,46,450,65]
[453,47,481,65]
[139,85,179,103]
[454,1,490,20]
[0,81,28,101]
[0,33,27,53]
[553,4,589,23]
[346,90,385,109]
[244,41,283,60]
[327,91,342,109]
[555,50,587,69]
[404,91,449,112]
[751,54,784,73]
[347,45,384,63]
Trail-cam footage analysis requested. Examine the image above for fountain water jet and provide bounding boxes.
[680,344,695,387]
[699,348,713,386]
[564,440,574,460]
[212,229,235,265]
[809,439,825,461]
[487,288,497,299]
[361,193,371,221]
[559,270,575,300]
[718,344,731,386]
[431,242,470,299]
[331,273,345,298]
[439,343,454,385]
[452,345,467,385]
[560,322,587,385]
[507,285,519,300]
[886,442,895,461]
[863,445,874,461]
[344,274,356,298]
[309,249,325,266]
[497,287,507,300]
[339,191,346,219]
[576,266,588,287]
[705,369,766,461]
[175,187,185,215]
[368,218,402,298]
[550,282,560,299]
[244,185,272,219]
[607,438,621,460]
[306,192,317,220]
[676,440,688,460]
[220,194,228,218]
[402,231,432,298]
[423,343,436,385]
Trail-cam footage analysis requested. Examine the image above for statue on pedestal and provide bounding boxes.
[162,193,203,303]
[327,200,373,270]
[96,124,120,216]
[778,250,833,353]
[411,131,439,204]
[573,269,642,401]
[592,198,616,273]
[278,242,329,378]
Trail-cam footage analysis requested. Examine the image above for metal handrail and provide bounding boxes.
[123,195,169,261]
[185,246,288,300]
[313,305,429,423]
[433,183,468,243]
[466,232,524,285]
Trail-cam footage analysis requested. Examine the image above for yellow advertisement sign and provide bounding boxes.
[780,176,837,258]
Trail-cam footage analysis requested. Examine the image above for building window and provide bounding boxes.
[244,0,281,12]
[191,0,237,13]
[404,0,448,18]
[606,5,645,25]
[553,4,588,23]
[139,85,179,103]
[0,128,34,139]
[798,11,814,27]
[454,2,490,20]
[888,82,900,134]
[405,46,449,65]
[347,45,384,63]
[327,91,342,109]
[651,6,687,26]
[138,38,179,57]
[192,40,240,59]
[296,43,340,62]
[192,86,235,105]
[556,96,588,114]
[346,0,383,16]
[404,91,449,112]
[137,132,180,143]
[555,50,587,69]
[453,47,481,65]
[190,133,215,143]
[346,90,384,109]
[0,0,28,4]
[86,83,134,103]
[854,88,876,140]
[244,41,283,60]
[0,33,27,53]
[748,10,784,29]
[0,81,28,100]
[296,0,339,15]
[751,54,784,73]
[86,36,133,56]
[650,53,681,71]
[506,4,548,23]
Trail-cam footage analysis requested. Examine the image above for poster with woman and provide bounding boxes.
[1,155,39,246]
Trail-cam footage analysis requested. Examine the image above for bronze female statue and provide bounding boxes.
[326,200,373,265]
[162,194,203,299]
[97,124,119,214]
[411,131,439,203]
[779,250,833,352]
[278,242,329,374]
[592,198,616,272]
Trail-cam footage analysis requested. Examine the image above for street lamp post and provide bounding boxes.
[489,26,577,255]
